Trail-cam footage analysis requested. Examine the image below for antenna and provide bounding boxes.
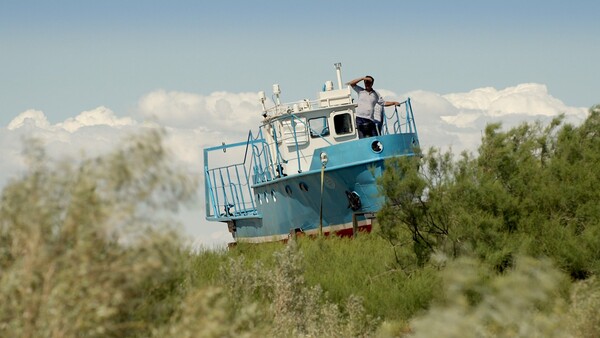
[272,84,281,105]
[258,91,267,117]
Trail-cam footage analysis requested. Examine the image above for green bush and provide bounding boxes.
[378,106,600,279]
[404,256,570,338]
[4,106,600,337]
[0,129,196,337]
[567,277,600,337]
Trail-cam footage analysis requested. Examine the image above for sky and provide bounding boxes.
[1,0,599,247]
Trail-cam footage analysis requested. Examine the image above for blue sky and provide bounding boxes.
[1,0,598,126]
[1,0,599,246]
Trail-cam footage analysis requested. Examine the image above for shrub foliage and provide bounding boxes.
[0,129,196,337]
[378,106,600,278]
[2,106,600,337]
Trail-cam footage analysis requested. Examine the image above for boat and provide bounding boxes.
[203,63,420,243]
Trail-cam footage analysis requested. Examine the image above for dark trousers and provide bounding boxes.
[356,117,376,138]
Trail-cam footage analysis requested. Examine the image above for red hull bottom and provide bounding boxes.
[227,223,373,248]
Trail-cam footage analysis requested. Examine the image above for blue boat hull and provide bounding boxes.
[203,74,420,244]
[229,133,417,242]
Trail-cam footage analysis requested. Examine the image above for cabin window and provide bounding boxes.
[309,117,330,138]
[333,113,353,135]
[282,118,308,145]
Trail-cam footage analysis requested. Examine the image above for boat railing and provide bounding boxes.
[248,97,419,183]
[210,164,255,217]
[380,98,418,138]
[205,121,300,220]
[262,98,319,117]
[258,113,333,176]
[262,96,419,139]
[205,123,295,221]
[204,138,265,220]
[204,97,419,221]
[248,127,282,184]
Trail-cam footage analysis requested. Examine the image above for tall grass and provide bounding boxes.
[159,240,378,337]
[299,234,441,321]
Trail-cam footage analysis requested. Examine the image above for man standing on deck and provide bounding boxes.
[346,75,400,138]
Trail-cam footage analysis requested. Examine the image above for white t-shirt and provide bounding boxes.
[352,85,384,120]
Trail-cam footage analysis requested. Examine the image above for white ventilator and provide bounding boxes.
[334,62,343,89]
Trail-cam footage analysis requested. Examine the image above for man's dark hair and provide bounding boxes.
[365,75,374,83]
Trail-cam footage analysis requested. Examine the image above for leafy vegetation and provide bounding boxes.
[378,106,600,280]
[1,106,600,337]
[0,129,196,337]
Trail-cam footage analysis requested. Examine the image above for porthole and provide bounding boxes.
[371,140,383,153]
[285,185,293,196]
[271,190,277,202]
[299,182,309,192]
[264,192,269,203]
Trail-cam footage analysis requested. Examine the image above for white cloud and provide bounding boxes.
[0,85,590,246]
[57,106,136,132]
[399,83,589,153]
[5,108,142,165]
[444,83,586,119]
[7,109,51,130]
[137,90,203,127]
[7,106,137,133]
[137,90,264,134]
